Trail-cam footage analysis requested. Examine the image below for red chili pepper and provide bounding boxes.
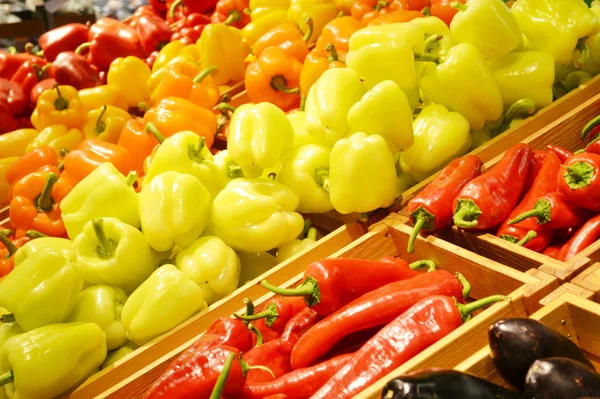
[557,152,600,212]
[0,48,42,80]
[546,145,573,164]
[453,143,533,230]
[10,60,51,101]
[428,0,465,25]
[310,294,507,399]
[261,257,437,317]
[30,78,57,106]
[79,31,145,72]
[497,151,562,251]
[407,154,482,253]
[542,242,565,260]
[290,270,468,370]
[168,0,219,22]
[586,136,600,156]
[558,215,600,262]
[522,150,546,196]
[137,14,172,56]
[146,317,253,399]
[52,51,102,90]
[38,23,89,62]
[243,339,290,384]
[89,18,140,46]
[278,307,320,354]
[242,353,353,399]
[149,0,169,14]
[0,78,27,116]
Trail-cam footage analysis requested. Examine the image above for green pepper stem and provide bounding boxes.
[414,52,440,64]
[7,47,16,55]
[408,216,425,254]
[0,234,16,257]
[74,42,90,55]
[239,355,275,378]
[325,43,339,63]
[582,114,600,141]
[423,34,443,54]
[456,295,509,322]
[234,302,279,327]
[516,230,537,246]
[451,2,468,11]
[261,276,320,307]
[248,323,263,347]
[509,199,551,225]
[492,99,537,137]
[456,272,471,299]
[453,199,481,229]
[575,38,590,69]
[243,297,255,319]
[209,352,236,399]
[218,103,237,115]
[374,0,388,11]
[144,122,165,144]
[337,10,344,18]
[421,6,430,16]
[300,93,307,112]
[409,259,436,272]
[25,230,47,238]
[301,219,312,238]
[168,0,183,18]
[226,161,244,179]
[564,161,595,189]
[270,75,300,94]
[306,228,318,241]
[125,171,138,187]
[36,173,58,212]
[1,314,15,323]
[302,17,314,43]
[53,83,69,111]
[95,105,108,135]
[224,9,242,25]
[193,66,218,83]
[0,229,11,237]
[138,102,149,113]
[92,219,111,254]
[0,371,13,387]
[315,168,330,193]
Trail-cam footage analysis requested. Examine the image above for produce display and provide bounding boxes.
[1,0,600,397]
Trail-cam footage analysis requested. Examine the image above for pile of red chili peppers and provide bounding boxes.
[145,256,506,399]
[405,115,600,262]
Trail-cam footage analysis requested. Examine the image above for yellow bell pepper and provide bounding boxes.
[288,0,339,43]
[249,0,289,21]
[0,129,38,158]
[334,0,352,14]
[107,57,152,109]
[243,10,290,45]
[147,48,202,94]
[81,105,131,143]
[198,24,249,85]
[36,85,84,129]
[0,157,18,204]
[152,41,200,72]
[30,109,50,131]
[25,125,83,155]
[79,86,129,113]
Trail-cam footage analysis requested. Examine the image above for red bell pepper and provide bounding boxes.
[124,5,163,28]
[79,31,144,71]
[146,317,253,399]
[0,78,28,116]
[30,78,57,106]
[453,143,533,230]
[241,353,353,399]
[89,18,140,46]
[261,257,437,317]
[0,48,43,80]
[546,145,573,164]
[137,14,172,56]
[558,215,600,262]
[428,0,465,26]
[149,0,169,15]
[0,103,17,134]
[38,23,89,62]
[170,13,210,43]
[557,152,600,212]
[407,154,482,253]
[11,59,51,101]
[52,51,102,90]
[290,270,469,370]
[168,0,219,22]
[310,294,507,399]
[211,0,251,29]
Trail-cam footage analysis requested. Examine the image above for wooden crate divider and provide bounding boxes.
[84,214,558,399]
[572,262,600,303]
[454,292,600,388]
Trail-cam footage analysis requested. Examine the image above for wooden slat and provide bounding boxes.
[539,282,594,306]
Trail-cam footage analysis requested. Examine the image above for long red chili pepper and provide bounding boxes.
[557,152,600,212]
[279,308,320,354]
[145,317,253,399]
[309,294,508,399]
[290,270,469,370]
[558,215,600,262]
[453,143,532,230]
[522,150,546,195]
[242,353,353,399]
[586,136,600,155]
[260,258,436,317]
[546,145,574,164]
[542,242,565,260]
[407,155,482,253]
[496,151,563,251]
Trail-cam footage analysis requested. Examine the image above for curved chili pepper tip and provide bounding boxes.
[456,295,510,322]
[234,302,279,327]
[456,273,471,300]
[582,115,600,141]
[260,277,321,307]
[516,230,537,246]
[453,199,482,229]
[209,352,236,399]
[0,313,15,323]
[408,259,436,272]
[0,371,14,387]
[509,199,551,225]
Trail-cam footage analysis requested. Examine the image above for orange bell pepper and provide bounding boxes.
[211,0,251,29]
[5,146,59,186]
[9,171,71,237]
[61,139,133,184]
[299,45,346,96]
[252,19,313,62]
[150,63,220,110]
[117,118,165,175]
[245,46,303,111]
[0,231,30,278]
[367,9,424,25]
[315,16,363,54]
[143,97,217,147]
[352,0,400,25]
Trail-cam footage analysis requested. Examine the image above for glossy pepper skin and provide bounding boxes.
[299,45,345,97]
[242,340,291,384]
[0,129,38,159]
[52,51,102,91]
[137,14,172,56]
[0,248,83,331]
[246,46,303,111]
[175,236,240,305]
[117,119,161,175]
[85,30,145,72]
[290,268,465,370]
[36,84,84,129]
[453,143,533,230]
[26,124,83,155]
[512,0,600,66]
[10,59,50,102]
[0,79,27,117]
[82,105,130,143]
[13,236,72,267]
[5,146,58,187]
[0,322,107,399]
[79,85,128,113]
[199,23,249,85]
[67,285,128,351]
[106,56,152,109]
[0,158,18,205]
[330,133,397,214]
[430,0,465,25]
[311,295,506,399]
[0,50,42,80]
[121,264,207,345]
[253,21,311,61]
[210,178,304,252]
[140,172,211,252]
[558,215,600,262]
[146,317,253,399]
[151,63,219,110]
[557,153,600,212]
[39,23,89,62]
[211,0,251,29]
[288,0,338,43]
[62,139,133,184]
[407,155,482,254]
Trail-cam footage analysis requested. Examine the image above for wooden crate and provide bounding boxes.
[572,262,600,303]
[454,292,600,388]
[82,214,558,399]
